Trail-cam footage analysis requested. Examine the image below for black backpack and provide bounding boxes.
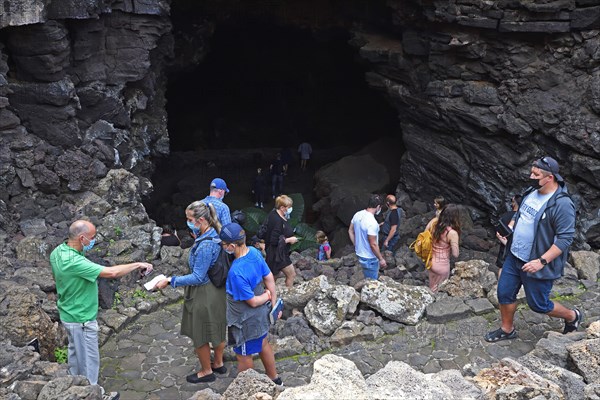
[256,214,269,241]
[194,238,233,288]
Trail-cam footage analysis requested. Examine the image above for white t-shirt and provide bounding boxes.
[351,209,379,259]
[511,190,554,261]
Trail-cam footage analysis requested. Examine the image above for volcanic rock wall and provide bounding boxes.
[354,0,600,245]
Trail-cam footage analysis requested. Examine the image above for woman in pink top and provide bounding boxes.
[425,204,461,292]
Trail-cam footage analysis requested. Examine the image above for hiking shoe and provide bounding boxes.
[563,308,583,334]
[102,392,120,400]
[484,327,517,342]
[272,377,283,386]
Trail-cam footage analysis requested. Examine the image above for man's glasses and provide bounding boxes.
[534,157,552,172]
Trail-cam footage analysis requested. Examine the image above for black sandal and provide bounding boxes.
[484,327,517,342]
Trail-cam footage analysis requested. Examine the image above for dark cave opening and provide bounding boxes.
[165,21,400,151]
[145,12,403,230]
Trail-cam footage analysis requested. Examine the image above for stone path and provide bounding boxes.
[99,284,599,400]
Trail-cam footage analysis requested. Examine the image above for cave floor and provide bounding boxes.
[99,281,599,400]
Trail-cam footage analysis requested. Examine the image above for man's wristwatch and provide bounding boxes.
[539,257,548,266]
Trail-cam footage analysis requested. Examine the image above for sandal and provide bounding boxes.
[484,327,517,342]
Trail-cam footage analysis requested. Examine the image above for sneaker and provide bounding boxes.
[272,377,283,386]
[102,392,120,400]
[563,308,583,334]
[484,327,517,342]
[255,202,259,207]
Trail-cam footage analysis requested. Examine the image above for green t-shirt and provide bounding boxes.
[50,243,104,323]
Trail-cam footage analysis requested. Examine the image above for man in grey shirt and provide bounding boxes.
[485,156,580,342]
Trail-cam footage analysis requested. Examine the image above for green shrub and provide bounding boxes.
[54,346,67,364]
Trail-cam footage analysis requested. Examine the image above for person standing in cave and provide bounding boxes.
[379,194,402,252]
[219,222,283,386]
[348,194,387,279]
[298,141,312,171]
[203,178,231,225]
[269,154,285,199]
[485,156,581,342]
[252,168,266,208]
[155,201,228,383]
[264,195,298,287]
[50,220,153,400]
[425,204,461,292]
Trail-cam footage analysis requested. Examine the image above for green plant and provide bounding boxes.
[133,289,148,299]
[112,292,122,309]
[114,226,123,237]
[54,346,67,364]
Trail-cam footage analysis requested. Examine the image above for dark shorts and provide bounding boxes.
[497,253,555,314]
[233,333,267,356]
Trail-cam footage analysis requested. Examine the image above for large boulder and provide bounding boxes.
[277,354,368,400]
[440,259,497,298]
[313,153,389,226]
[473,358,563,399]
[567,338,600,384]
[0,282,64,360]
[518,354,586,399]
[221,368,281,400]
[304,283,360,335]
[569,251,600,281]
[360,276,435,325]
[280,275,332,309]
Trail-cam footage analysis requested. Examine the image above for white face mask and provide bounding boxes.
[375,206,382,216]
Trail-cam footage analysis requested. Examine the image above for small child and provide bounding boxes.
[316,230,331,261]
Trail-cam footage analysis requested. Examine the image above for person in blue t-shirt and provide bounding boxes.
[220,223,283,386]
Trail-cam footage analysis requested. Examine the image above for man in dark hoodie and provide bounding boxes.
[485,156,580,342]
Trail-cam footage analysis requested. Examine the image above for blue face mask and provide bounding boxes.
[83,238,96,252]
[285,207,293,219]
[187,220,200,235]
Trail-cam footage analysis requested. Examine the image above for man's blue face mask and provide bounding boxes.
[83,237,96,252]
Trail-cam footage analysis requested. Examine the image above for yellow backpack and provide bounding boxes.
[410,228,434,269]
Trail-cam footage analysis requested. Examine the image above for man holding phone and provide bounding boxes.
[485,156,580,342]
[494,194,522,277]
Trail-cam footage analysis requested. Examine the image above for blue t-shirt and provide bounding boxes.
[226,247,271,301]
[511,190,554,261]
[202,196,232,225]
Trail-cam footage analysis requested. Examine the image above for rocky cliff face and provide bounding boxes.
[354,0,600,245]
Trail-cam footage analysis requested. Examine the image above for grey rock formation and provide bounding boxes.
[568,338,600,384]
[304,283,360,335]
[440,260,497,299]
[221,369,281,400]
[360,276,435,325]
[0,282,64,360]
[570,250,600,281]
[473,358,564,399]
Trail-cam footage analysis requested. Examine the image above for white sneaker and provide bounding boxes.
[255,202,259,207]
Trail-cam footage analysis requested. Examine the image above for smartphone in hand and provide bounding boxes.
[269,298,284,325]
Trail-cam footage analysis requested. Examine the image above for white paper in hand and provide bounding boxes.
[144,274,167,290]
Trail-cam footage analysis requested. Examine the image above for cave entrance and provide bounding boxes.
[144,8,402,231]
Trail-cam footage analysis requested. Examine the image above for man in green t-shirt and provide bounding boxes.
[50,220,153,400]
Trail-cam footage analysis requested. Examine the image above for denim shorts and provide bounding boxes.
[233,333,267,356]
[358,256,379,280]
[497,253,555,314]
